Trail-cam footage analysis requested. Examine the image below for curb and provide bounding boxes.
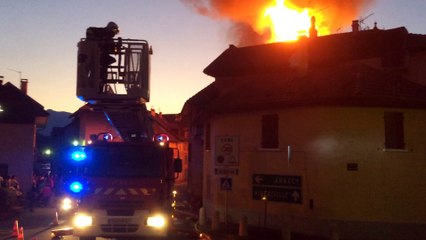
[194,222,213,240]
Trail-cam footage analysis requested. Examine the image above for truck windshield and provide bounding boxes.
[83,145,163,178]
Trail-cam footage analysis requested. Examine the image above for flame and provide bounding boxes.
[182,0,375,46]
[257,0,330,42]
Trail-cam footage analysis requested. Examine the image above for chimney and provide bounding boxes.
[150,107,156,117]
[0,76,3,86]
[309,16,318,38]
[20,79,28,94]
[352,20,359,32]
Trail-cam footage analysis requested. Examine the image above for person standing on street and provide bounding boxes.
[27,180,38,212]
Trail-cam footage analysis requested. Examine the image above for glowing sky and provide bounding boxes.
[1,1,425,113]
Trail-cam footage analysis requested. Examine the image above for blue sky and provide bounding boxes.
[0,1,425,113]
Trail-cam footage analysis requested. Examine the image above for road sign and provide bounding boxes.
[220,177,232,191]
[253,186,302,203]
[215,136,239,166]
[215,167,239,175]
[252,174,302,204]
[252,174,301,187]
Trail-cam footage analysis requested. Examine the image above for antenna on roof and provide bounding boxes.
[7,68,22,81]
[358,12,374,30]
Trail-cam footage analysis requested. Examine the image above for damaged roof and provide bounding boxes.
[185,27,426,116]
[204,27,412,77]
[205,63,426,113]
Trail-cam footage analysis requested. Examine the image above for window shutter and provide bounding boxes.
[261,114,279,148]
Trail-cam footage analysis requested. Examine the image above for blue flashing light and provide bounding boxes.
[71,150,86,162]
[154,134,169,143]
[69,181,83,193]
[102,133,113,141]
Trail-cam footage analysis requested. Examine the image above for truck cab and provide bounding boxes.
[68,141,182,240]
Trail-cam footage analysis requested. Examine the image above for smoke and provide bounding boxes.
[181,0,272,46]
[181,0,376,46]
[227,22,269,47]
[297,0,377,32]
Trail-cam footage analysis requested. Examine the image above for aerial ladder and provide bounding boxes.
[76,24,153,141]
[55,23,182,240]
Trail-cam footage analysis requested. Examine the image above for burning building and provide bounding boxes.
[182,0,376,45]
[182,13,426,240]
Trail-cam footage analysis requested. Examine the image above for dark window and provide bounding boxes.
[384,112,405,149]
[261,114,279,148]
[83,145,163,178]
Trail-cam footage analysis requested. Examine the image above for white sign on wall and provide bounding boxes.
[215,136,239,166]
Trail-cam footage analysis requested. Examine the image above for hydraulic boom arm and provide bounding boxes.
[76,34,154,141]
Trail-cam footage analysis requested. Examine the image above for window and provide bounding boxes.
[261,114,279,149]
[84,145,163,177]
[384,112,405,149]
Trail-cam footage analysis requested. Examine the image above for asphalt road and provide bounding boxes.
[0,206,60,239]
[0,205,200,240]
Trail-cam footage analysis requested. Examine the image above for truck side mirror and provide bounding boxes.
[174,158,182,173]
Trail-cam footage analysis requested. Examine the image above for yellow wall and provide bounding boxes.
[203,106,426,226]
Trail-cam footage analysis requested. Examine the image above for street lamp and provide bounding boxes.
[262,195,268,227]
[44,148,52,156]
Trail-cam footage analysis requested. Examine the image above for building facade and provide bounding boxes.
[0,80,49,194]
[183,26,426,239]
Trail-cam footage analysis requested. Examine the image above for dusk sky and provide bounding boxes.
[1,1,425,114]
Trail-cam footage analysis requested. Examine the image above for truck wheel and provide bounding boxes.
[79,237,96,240]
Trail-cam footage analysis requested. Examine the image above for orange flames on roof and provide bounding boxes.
[182,0,375,46]
[257,0,330,42]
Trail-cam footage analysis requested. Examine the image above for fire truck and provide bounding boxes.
[60,23,182,240]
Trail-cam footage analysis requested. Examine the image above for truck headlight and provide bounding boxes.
[73,213,93,228]
[146,215,166,228]
[60,197,73,211]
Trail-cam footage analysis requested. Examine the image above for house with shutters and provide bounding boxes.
[182,26,426,239]
[0,79,49,194]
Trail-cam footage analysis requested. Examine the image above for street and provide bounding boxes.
[0,206,59,240]
[0,196,201,240]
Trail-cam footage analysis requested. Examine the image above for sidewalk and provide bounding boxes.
[0,205,23,222]
[173,184,327,240]
[194,221,329,240]
[172,190,326,240]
